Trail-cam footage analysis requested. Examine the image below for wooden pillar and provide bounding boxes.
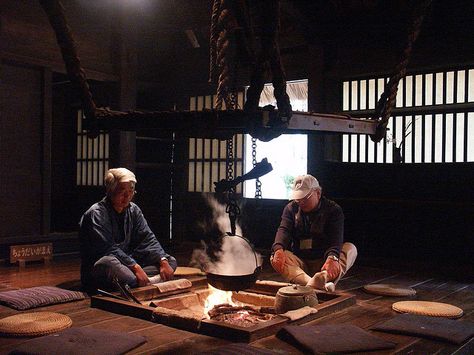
[109,4,138,171]
[307,44,343,187]
[322,73,343,162]
[42,68,52,235]
[110,130,136,170]
[307,45,326,176]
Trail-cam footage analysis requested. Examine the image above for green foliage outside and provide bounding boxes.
[283,175,295,197]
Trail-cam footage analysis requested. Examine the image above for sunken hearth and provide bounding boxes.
[207,304,275,327]
[91,279,355,342]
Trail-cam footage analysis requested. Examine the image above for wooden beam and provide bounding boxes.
[87,108,377,139]
[347,101,474,118]
[0,51,118,82]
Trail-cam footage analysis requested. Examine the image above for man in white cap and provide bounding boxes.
[270,174,357,291]
[79,167,176,292]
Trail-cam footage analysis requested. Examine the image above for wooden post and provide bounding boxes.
[109,2,138,171]
[42,67,52,235]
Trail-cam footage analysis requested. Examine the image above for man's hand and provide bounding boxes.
[160,259,174,281]
[270,248,286,274]
[321,257,341,282]
[130,263,150,287]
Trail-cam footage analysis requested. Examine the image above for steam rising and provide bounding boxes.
[207,196,242,237]
[208,234,260,275]
[191,195,262,275]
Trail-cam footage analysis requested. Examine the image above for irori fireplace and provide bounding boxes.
[91,278,355,342]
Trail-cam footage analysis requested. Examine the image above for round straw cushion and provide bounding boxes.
[392,301,463,319]
[363,284,416,297]
[0,312,72,337]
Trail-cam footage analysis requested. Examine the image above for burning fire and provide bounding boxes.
[203,285,245,318]
[202,285,275,327]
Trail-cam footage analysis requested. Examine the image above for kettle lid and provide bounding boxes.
[278,284,315,296]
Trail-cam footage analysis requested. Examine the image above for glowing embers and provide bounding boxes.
[208,304,275,327]
[203,285,275,327]
[204,285,237,318]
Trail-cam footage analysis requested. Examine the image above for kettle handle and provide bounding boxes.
[224,233,260,270]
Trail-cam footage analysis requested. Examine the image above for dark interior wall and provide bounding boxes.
[1,1,123,258]
[0,63,43,237]
[51,80,77,232]
[1,0,117,80]
[317,162,474,265]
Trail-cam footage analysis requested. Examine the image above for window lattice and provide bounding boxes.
[76,110,109,186]
[188,93,245,193]
[342,68,474,163]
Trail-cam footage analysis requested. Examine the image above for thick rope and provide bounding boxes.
[213,1,241,111]
[244,0,291,141]
[266,0,291,123]
[370,0,433,142]
[209,0,221,84]
[39,0,98,137]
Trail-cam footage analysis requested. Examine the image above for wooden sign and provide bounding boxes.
[10,242,53,267]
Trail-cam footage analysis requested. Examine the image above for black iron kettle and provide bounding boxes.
[205,234,262,291]
[206,159,271,291]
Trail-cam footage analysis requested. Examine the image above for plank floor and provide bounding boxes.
[0,253,473,354]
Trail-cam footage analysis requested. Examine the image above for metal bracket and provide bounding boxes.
[288,112,377,135]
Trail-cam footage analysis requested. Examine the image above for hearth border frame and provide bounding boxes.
[91,278,356,342]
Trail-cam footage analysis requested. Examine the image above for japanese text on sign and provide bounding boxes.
[10,243,53,263]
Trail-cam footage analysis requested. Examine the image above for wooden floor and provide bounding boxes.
[0,254,473,355]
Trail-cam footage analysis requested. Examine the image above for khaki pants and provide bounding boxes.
[281,242,358,285]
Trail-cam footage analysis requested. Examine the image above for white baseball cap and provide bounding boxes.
[290,174,320,200]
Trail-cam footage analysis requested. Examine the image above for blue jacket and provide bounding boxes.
[79,197,168,286]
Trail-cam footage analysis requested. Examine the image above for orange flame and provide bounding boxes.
[203,285,242,318]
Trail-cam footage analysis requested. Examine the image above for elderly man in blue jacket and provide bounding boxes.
[79,168,176,291]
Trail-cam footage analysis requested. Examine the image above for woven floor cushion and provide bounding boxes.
[0,312,72,337]
[392,300,463,318]
[276,324,396,353]
[372,313,474,345]
[364,284,416,297]
[0,286,86,311]
[8,326,147,354]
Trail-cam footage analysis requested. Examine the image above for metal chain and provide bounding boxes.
[225,135,240,235]
[226,137,234,182]
[218,90,239,236]
[251,137,262,198]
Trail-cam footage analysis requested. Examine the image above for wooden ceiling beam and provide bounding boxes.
[85,108,377,139]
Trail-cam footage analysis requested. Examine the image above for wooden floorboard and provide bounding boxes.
[0,256,472,354]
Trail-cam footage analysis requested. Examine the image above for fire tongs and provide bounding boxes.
[112,276,142,305]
